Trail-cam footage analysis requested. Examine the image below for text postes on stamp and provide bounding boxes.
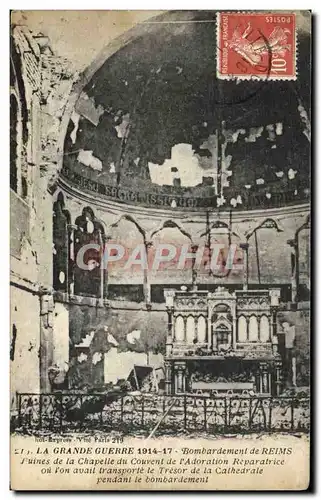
[217,13,296,81]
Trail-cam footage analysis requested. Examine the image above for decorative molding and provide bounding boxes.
[237,296,270,310]
[245,218,284,240]
[58,175,310,220]
[175,296,208,310]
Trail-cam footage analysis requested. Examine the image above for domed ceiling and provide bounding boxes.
[62,10,310,210]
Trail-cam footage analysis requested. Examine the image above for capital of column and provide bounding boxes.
[275,359,283,370]
[174,361,187,373]
[259,362,269,372]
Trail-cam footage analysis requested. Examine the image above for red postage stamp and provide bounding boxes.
[217,12,297,80]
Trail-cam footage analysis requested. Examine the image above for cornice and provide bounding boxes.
[58,176,310,222]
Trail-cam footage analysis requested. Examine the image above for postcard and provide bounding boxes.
[10,10,311,490]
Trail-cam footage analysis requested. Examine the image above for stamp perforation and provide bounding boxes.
[216,12,297,81]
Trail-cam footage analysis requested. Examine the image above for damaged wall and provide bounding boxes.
[67,302,167,389]
[10,288,41,404]
[10,25,76,400]
[52,302,69,372]
[104,349,163,385]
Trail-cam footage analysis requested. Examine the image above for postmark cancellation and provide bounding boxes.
[217,12,297,81]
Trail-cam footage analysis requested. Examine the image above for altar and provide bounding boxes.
[164,286,282,396]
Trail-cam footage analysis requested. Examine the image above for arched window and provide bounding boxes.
[53,193,71,292]
[175,316,185,342]
[10,94,18,192]
[238,315,247,342]
[197,316,206,343]
[260,315,270,342]
[249,316,259,342]
[74,207,105,298]
[186,316,195,343]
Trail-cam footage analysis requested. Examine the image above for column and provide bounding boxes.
[98,229,105,302]
[272,334,279,355]
[103,234,111,300]
[261,363,269,394]
[271,306,278,339]
[174,362,187,394]
[275,360,282,396]
[255,368,261,393]
[183,316,187,342]
[258,364,263,394]
[246,316,250,341]
[287,239,298,302]
[191,244,199,290]
[164,361,172,395]
[212,324,217,350]
[240,242,249,291]
[166,306,174,356]
[292,356,297,387]
[182,365,186,393]
[39,288,54,393]
[268,372,272,395]
[144,241,153,305]
[207,316,212,349]
[232,309,237,350]
[194,315,198,344]
[67,224,77,295]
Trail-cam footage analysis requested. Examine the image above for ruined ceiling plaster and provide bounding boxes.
[13,10,309,200]
[59,11,310,195]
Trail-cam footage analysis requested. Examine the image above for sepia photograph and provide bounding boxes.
[9,9,311,491]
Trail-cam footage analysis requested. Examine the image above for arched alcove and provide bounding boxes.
[249,315,259,342]
[247,219,289,285]
[238,315,247,342]
[74,206,105,298]
[197,316,207,343]
[108,216,146,301]
[186,316,195,343]
[175,315,185,342]
[150,223,192,286]
[260,315,270,342]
